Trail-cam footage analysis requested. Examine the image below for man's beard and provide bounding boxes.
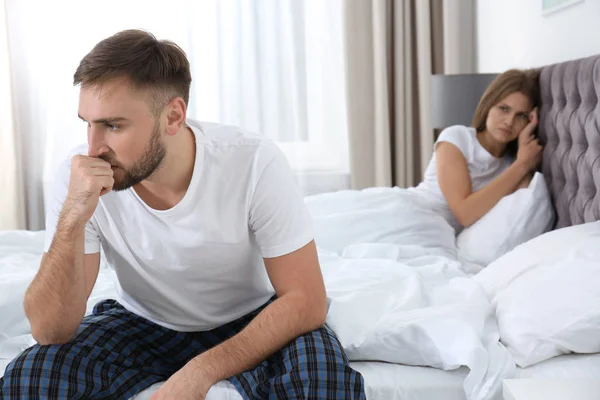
[100,122,166,191]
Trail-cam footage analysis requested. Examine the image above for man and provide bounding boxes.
[0,30,365,400]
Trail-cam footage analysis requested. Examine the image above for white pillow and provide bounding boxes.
[457,172,555,267]
[305,187,457,259]
[474,221,600,367]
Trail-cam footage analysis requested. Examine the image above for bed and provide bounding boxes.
[2,54,600,400]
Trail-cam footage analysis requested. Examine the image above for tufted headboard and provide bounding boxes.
[538,54,600,229]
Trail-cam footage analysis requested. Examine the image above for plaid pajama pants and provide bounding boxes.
[0,299,365,400]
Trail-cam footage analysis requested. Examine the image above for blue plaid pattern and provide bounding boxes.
[0,299,365,399]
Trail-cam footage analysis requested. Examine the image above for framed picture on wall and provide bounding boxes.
[542,0,584,15]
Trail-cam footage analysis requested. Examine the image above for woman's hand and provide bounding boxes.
[516,108,543,171]
[518,107,539,145]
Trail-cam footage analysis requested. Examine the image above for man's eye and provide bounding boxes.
[106,124,119,131]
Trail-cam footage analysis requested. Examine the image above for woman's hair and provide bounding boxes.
[471,69,541,155]
[73,29,192,116]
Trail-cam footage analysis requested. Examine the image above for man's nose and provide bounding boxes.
[88,128,108,158]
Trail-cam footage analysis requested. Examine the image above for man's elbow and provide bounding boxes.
[27,310,79,345]
[31,326,76,346]
[305,292,328,329]
[24,297,81,345]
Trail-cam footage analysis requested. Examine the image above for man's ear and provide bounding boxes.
[164,97,187,136]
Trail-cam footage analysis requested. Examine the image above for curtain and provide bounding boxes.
[0,0,25,230]
[4,0,350,230]
[343,0,476,189]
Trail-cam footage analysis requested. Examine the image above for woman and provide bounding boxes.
[306,68,542,255]
[413,68,543,232]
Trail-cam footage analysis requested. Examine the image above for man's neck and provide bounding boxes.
[134,125,196,210]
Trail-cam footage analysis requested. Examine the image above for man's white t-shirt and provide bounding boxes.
[44,119,314,332]
[412,125,513,231]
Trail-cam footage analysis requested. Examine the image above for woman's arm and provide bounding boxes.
[515,171,535,190]
[437,108,542,228]
[436,143,531,228]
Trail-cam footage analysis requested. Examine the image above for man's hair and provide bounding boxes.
[73,29,192,115]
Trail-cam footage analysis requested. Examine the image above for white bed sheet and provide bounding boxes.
[1,189,598,400]
[4,354,600,400]
[1,230,600,399]
[1,195,516,400]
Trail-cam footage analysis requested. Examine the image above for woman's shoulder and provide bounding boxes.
[437,125,476,141]
[436,125,477,155]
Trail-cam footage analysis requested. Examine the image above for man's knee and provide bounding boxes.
[285,327,364,389]
[5,345,40,376]
[2,343,69,390]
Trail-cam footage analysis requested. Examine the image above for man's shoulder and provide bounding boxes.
[188,119,265,148]
[188,119,285,169]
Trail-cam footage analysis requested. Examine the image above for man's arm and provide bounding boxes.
[194,240,327,378]
[24,213,100,345]
[152,240,327,398]
[24,155,113,345]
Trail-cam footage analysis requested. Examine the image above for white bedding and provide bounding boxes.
[4,355,600,400]
[0,188,596,400]
[356,353,600,400]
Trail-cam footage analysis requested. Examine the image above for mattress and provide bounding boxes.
[4,354,598,400]
[350,353,600,400]
[130,361,469,400]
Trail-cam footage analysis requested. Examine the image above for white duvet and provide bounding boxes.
[307,188,513,400]
[0,187,513,400]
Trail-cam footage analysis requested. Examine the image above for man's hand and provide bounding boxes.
[23,155,108,345]
[64,155,114,223]
[150,361,213,400]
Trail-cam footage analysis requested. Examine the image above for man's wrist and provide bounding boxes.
[57,205,88,237]
[188,354,219,388]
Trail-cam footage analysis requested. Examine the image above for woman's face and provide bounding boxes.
[485,92,532,144]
